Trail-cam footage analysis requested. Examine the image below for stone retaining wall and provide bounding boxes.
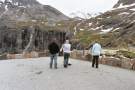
[0,51,50,60]
[1,50,135,70]
[7,52,39,59]
[70,50,135,70]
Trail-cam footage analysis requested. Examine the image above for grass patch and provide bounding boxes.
[117,50,135,59]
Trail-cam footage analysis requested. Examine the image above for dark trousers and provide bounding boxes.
[92,56,99,68]
[64,53,70,67]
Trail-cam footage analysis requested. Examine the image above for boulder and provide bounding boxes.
[121,58,132,69]
[7,54,15,59]
[84,54,92,61]
[103,57,122,67]
[31,51,38,58]
[23,53,32,58]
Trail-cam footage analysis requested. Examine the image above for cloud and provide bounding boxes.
[37,0,118,17]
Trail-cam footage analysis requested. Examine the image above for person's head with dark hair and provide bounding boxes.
[65,37,69,40]
[94,40,97,43]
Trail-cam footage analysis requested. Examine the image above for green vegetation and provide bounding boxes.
[75,31,101,47]
[15,20,64,32]
[117,50,135,59]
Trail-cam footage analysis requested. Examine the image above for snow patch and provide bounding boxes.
[130,20,135,24]
[97,18,103,20]
[41,22,44,24]
[32,20,37,22]
[107,16,111,18]
[19,6,26,8]
[112,28,120,32]
[118,12,129,15]
[91,27,99,31]
[0,0,12,3]
[130,8,135,11]
[100,28,113,34]
[57,24,61,26]
[5,5,8,11]
[118,3,124,8]
[0,5,9,18]
[112,3,135,10]
[6,0,12,3]
[88,23,92,26]
[91,27,100,30]
[14,2,19,6]
[95,27,100,30]
[80,28,84,31]
[91,25,103,31]
[129,12,135,17]
[8,0,12,2]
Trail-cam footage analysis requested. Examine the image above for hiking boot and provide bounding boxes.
[68,63,72,66]
[55,64,57,69]
[55,65,57,69]
[64,65,67,68]
[50,66,52,69]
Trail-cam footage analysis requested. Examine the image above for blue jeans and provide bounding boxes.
[50,54,58,68]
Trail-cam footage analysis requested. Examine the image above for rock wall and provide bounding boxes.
[70,50,135,70]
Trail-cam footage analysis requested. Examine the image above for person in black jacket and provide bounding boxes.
[48,38,60,69]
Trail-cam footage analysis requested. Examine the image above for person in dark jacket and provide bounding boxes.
[48,38,60,69]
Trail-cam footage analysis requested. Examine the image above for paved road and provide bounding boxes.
[0,57,135,90]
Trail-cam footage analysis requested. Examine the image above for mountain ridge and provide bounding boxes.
[69,0,135,48]
[0,0,69,24]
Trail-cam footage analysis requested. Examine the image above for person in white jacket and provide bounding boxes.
[60,40,71,68]
[91,41,102,68]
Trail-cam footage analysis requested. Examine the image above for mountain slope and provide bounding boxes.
[72,0,135,48]
[114,0,135,8]
[0,0,69,23]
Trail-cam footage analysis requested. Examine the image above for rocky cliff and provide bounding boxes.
[71,0,135,48]
[0,0,69,23]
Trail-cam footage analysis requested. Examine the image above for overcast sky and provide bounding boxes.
[37,0,118,18]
